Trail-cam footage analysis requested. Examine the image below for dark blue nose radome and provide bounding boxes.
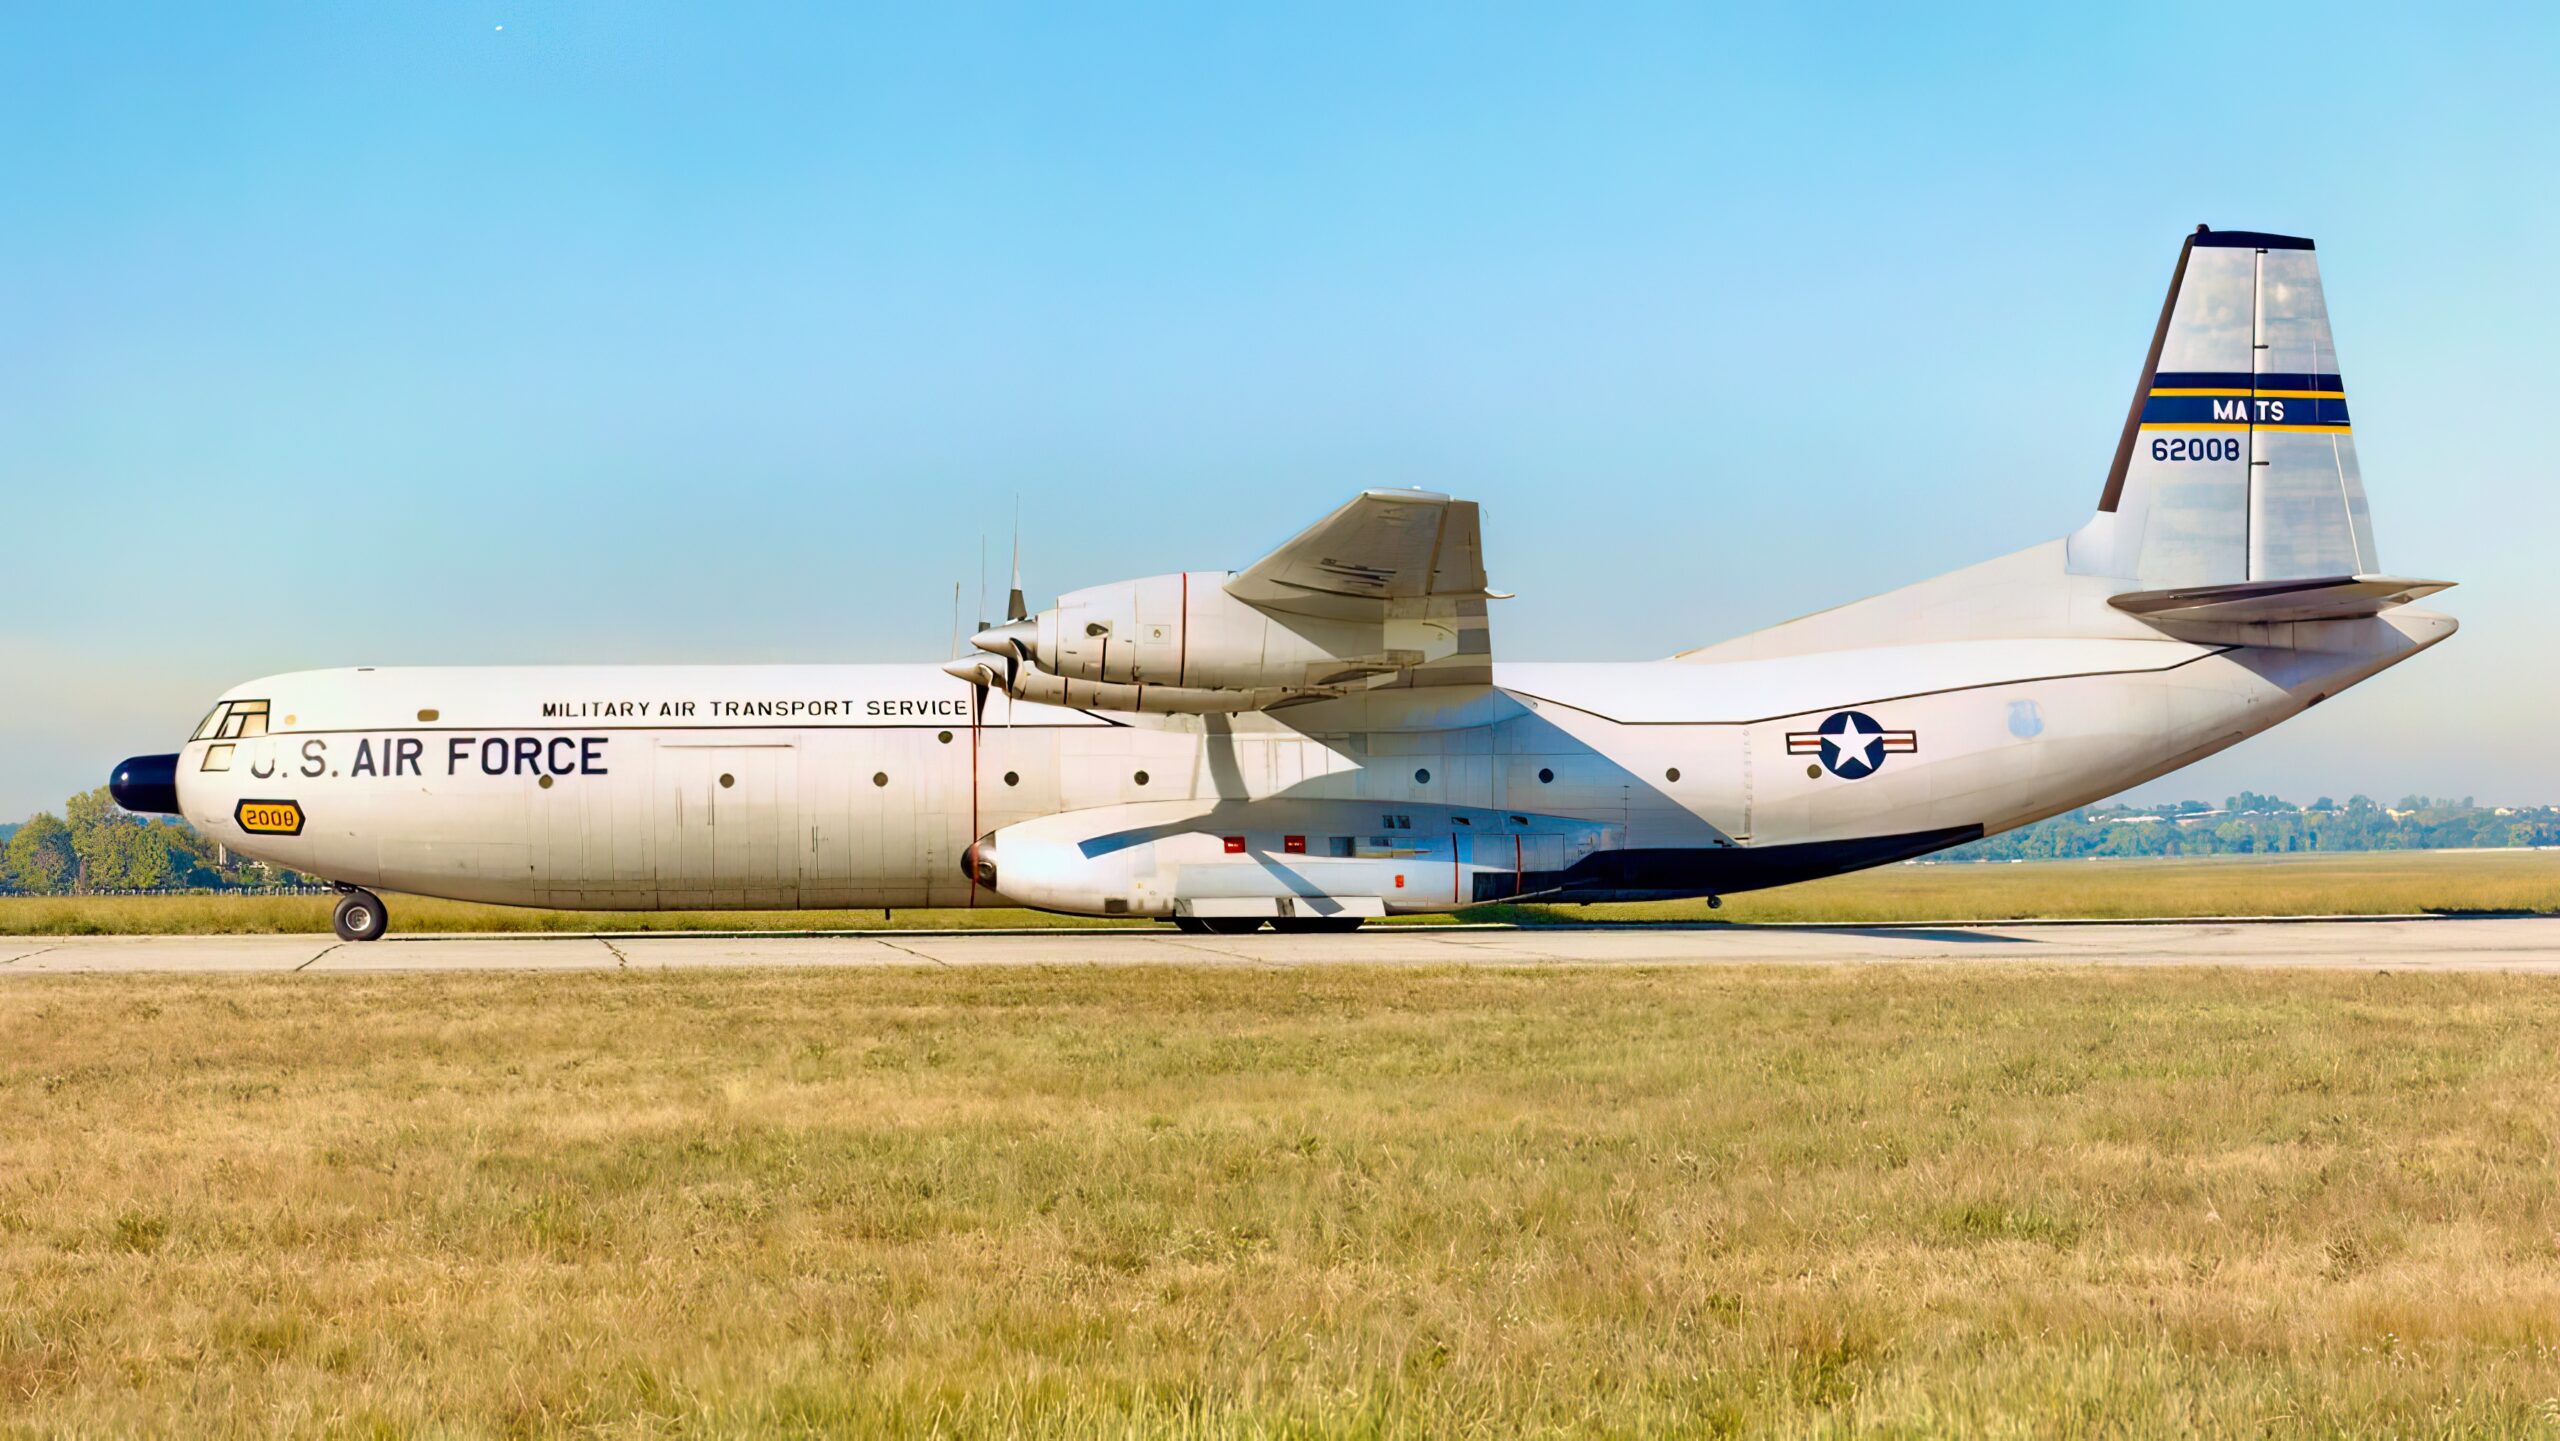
[110,754,182,815]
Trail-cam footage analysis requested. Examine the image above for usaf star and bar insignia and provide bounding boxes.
[1786,709,1917,780]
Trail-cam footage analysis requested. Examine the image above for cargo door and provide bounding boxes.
[655,744,801,908]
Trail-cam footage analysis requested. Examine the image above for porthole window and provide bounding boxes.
[1003,771,1020,786]
[873,772,889,787]
[1414,768,1431,784]
[938,730,953,744]
[538,774,554,790]
[719,773,735,789]
[1806,763,1822,778]
[1538,767,1555,784]
[1133,770,1150,786]
[1665,767,1681,782]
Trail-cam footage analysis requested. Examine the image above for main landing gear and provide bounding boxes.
[332,888,389,943]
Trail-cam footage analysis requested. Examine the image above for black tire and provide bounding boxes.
[1200,917,1265,935]
[1274,917,1364,934]
[1172,916,1212,934]
[332,889,388,943]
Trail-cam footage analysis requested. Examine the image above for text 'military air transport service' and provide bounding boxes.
[113,227,2453,940]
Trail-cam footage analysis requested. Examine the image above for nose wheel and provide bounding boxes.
[332,889,389,943]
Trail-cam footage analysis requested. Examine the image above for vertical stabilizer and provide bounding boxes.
[2070,227,2377,585]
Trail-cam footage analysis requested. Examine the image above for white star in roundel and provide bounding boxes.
[1823,715,1881,774]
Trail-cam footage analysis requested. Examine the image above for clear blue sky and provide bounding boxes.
[4,3,2553,819]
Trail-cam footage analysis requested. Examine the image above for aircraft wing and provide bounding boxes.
[1223,489,1496,689]
[1226,490,1490,616]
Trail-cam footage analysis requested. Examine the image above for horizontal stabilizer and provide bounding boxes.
[2109,574,2451,625]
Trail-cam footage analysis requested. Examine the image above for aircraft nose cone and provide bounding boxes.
[971,619,1034,659]
[110,753,182,816]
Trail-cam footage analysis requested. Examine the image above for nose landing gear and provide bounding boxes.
[332,888,389,943]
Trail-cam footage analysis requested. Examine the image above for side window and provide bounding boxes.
[201,744,234,773]
[192,705,228,741]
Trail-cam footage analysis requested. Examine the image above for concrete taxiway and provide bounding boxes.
[5,916,2560,975]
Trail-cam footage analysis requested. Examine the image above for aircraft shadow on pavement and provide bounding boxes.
[1507,922,2042,945]
[1735,925,2041,946]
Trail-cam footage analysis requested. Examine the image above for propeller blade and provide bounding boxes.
[1006,497,1027,622]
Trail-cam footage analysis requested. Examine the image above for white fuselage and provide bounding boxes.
[170,543,2453,915]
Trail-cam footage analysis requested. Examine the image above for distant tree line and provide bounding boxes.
[1937,793,2560,862]
[3,786,2555,895]
[2,788,316,894]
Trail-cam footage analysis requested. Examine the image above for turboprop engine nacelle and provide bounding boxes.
[962,797,1623,918]
[964,571,1467,711]
[954,491,1495,714]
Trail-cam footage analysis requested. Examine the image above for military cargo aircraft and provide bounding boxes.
[113,227,2452,940]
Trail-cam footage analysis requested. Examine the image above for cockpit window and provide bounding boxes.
[197,699,271,742]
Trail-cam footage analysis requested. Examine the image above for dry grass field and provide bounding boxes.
[5,847,2556,936]
[1565,846,2560,924]
[5,962,2560,1435]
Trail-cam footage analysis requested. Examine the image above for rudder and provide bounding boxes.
[2069,226,2378,586]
